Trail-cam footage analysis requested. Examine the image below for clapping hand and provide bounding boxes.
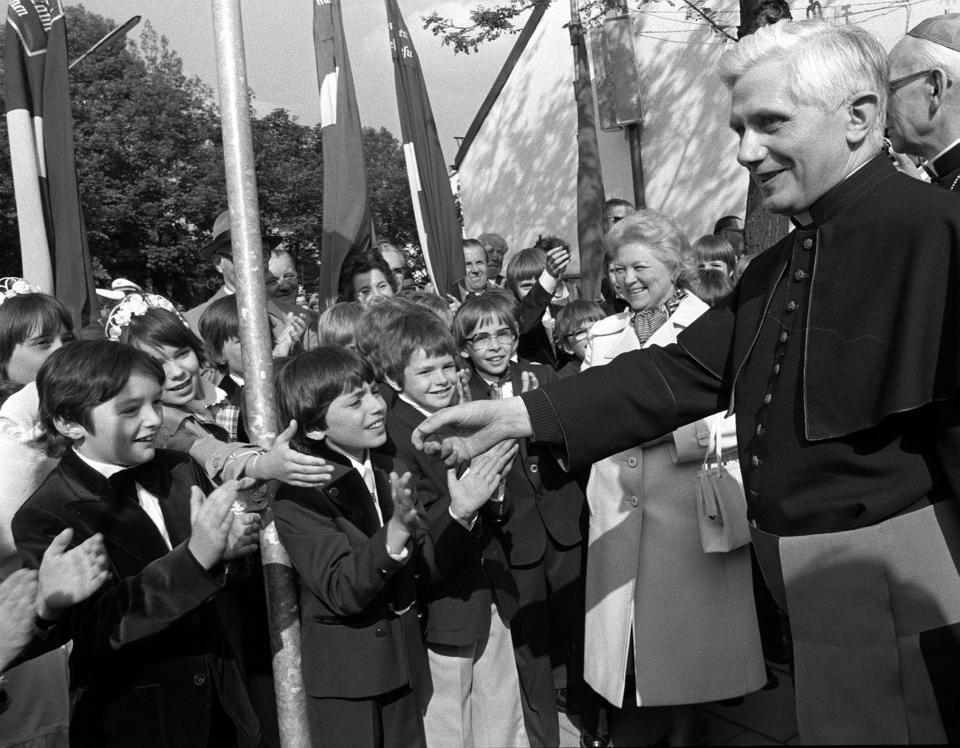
[37,529,110,621]
[188,478,256,569]
[0,568,39,669]
[447,440,519,522]
[273,312,308,357]
[386,471,427,556]
[224,507,262,561]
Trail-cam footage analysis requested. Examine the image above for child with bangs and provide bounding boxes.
[273,346,516,746]
[112,297,332,489]
[553,300,607,378]
[453,292,592,748]
[381,310,527,747]
[504,241,576,370]
[316,300,363,349]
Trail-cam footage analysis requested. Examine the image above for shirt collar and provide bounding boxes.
[72,447,128,478]
[326,442,371,477]
[398,392,434,417]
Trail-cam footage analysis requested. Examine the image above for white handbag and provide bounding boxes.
[696,414,751,553]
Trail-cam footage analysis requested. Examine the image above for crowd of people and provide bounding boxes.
[1,12,960,748]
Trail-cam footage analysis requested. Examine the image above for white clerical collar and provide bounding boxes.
[73,448,129,478]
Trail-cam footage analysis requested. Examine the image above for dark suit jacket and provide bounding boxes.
[273,443,431,706]
[11,449,259,748]
[385,399,519,647]
[468,362,587,566]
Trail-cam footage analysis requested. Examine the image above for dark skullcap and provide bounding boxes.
[907,13,960,53]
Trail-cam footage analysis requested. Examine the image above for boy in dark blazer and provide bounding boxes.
[273,346,517,747]
[12,340,262,748]
[454,292,590,748]
[380,311,528,747]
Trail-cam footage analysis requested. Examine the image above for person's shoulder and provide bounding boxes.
[589,311,630,337]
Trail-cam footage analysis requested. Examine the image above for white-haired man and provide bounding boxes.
[413,20,960,745]
[887,13,960,191]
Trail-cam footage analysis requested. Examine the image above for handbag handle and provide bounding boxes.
[702,413,724,469]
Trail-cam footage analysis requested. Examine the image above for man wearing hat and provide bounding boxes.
[184,210,282,331]
[887,13,960,191]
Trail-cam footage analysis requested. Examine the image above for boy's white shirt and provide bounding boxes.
[73,448,173,551]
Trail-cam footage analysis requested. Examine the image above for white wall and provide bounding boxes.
[456,0,958,269]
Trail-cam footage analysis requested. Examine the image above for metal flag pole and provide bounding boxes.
[209,1,309,745]
[68,15,141,70]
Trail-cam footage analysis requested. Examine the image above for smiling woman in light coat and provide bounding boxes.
[582,210,765,746]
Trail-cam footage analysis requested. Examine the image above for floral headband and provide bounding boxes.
[105,292,189,342]
[0,277,41,306]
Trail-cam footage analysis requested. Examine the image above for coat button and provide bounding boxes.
[802,238,814,250]
[786,301,798,313]
[375,627,387,638]
[793,270,809,282]
[756,424,765,436]
[627,456,638,467]
[529,464,538,473]
[763,393,772,404]
[773,363,781,375]
[750,455,761,467]
[779,331,789,343]
[329,488,339,498]
[193,672,206,686]
[630,496,640,507]
[748,489,759,499]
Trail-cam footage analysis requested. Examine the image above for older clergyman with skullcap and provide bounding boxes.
[413,20,960,745]
[887,13,960,191]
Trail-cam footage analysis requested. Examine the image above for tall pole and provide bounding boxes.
[209,2,309,746]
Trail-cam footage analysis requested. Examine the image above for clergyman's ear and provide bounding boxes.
[845,91,880,146]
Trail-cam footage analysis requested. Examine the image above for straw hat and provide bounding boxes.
[198,210,282,261]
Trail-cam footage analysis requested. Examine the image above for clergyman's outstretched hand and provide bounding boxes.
[411,398,533,467]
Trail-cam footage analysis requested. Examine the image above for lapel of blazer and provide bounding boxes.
[306,440,381,537]
[59,451,173,565]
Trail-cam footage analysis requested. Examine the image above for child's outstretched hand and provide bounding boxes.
[252,420,335,487]
[37,529,110,621]
[520,371,539,393]
[188,478,255,569]
[0,568,39,669]
[447,440,519,523]
[386,471,426,556]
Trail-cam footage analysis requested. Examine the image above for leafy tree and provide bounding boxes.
[0,5,419,306]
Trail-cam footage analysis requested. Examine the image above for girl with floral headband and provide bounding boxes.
[109,293,333,489]
[0,280,73,407]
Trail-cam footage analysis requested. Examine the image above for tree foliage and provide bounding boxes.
[0,5,418,306]
[423,0,738,53]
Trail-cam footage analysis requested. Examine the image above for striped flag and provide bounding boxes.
[314,0,372,304]
[384,0,460,294]
[5,0,96,326]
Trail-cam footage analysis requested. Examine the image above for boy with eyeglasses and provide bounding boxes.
[553,300,607,378]
[453,292,592,748]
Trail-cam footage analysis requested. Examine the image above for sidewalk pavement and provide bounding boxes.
[559,660,798,747]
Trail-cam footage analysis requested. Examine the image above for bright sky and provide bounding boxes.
[75,0,518,165]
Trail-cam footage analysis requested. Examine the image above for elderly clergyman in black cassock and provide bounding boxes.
[413,19,960,746]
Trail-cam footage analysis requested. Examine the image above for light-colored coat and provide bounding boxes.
[582,294,765,706]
